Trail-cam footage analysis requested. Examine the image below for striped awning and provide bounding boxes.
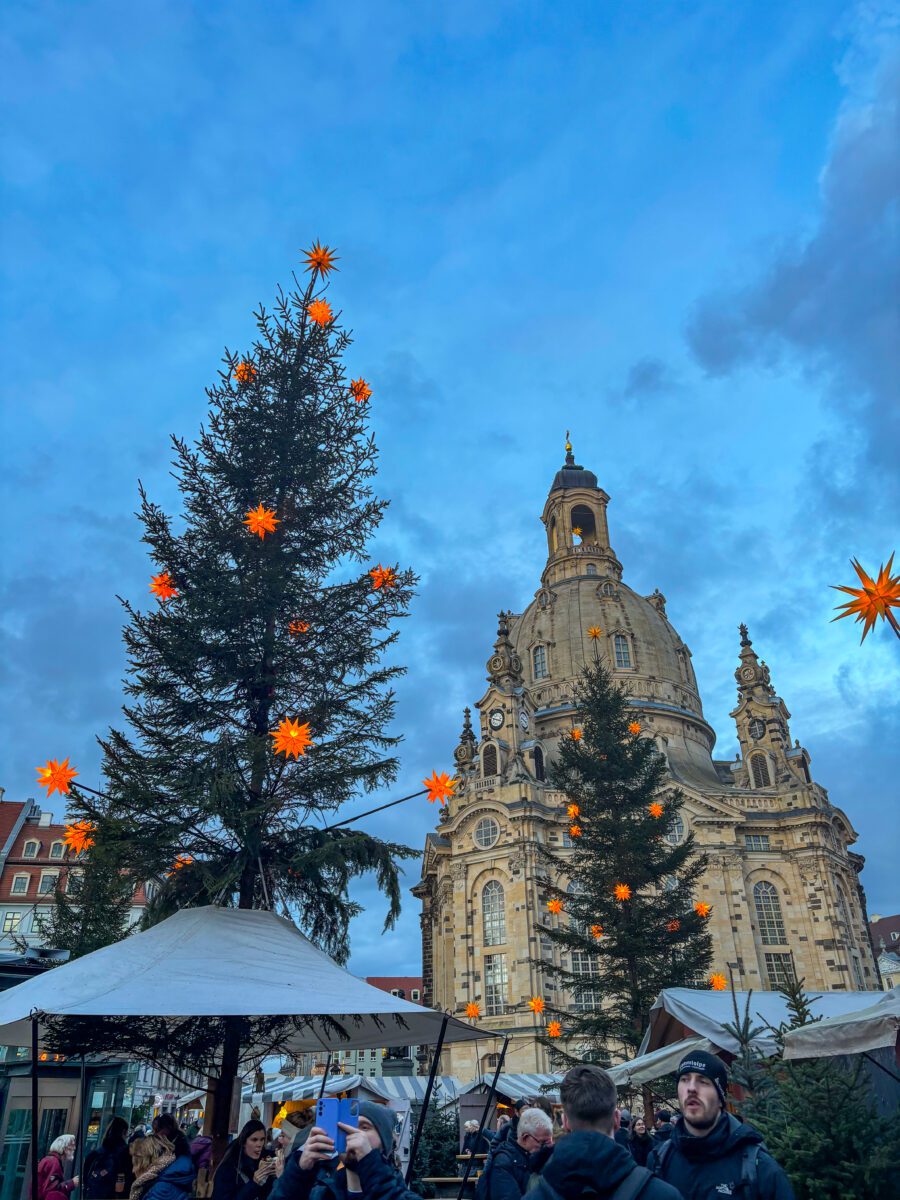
[459,1073,563,1102]
[359,1075,462,1105]
[245,1073,363,1104]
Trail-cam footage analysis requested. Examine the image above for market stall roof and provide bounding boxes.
[459,1073,562,1102]
[245,1073,363,1104]
[639,987,885,1058]
[0,906,490,1053]
[607,1036,711,1087]
[782,989,900,1061]
[359,1074,462,1105]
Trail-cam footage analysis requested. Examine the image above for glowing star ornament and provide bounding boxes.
[303,241,339,276]
[270,718,315,760]
[832,554,900,642]
[587,626,603,640]
[649,802,664,819]
[349,377,372,404]
[572,527,582,537]
[233,360,257,384]
[36,758,78,798]
[567,804,580,819]
[423,770,456,806]
[695,902,712,918]
[288,620,310,636]
[667,919,681,933]
[547,898,563,915]
[590,924,604,941]
[307,299,333,326]
[628,721,642,736]
[570,728,583,741]
[709,973,728,991]
[168,854,194,875]
[244,504,279,539]
[465,1002,481,1020]
[528,996,545,1015]
[63,821,95,854]
[150,572,178,602]
[547,1021,562,1038]
[569,824,582,838]
[369,564,398,590]
[614,882,632,902]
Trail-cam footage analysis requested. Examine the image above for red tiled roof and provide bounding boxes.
[869,913,900,950]
[0,801,27,850]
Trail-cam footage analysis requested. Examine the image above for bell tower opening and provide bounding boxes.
[570,504,597,544]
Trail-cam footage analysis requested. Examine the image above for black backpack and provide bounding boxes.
[84,1148,118,1200]
[533,1166,654,1200]
[651,1139,760,1196]
[475,1143,529,1200]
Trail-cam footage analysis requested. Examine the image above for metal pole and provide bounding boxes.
[76,1054,87,1181]
[317,1054,332,1099]
[456,1036,509,1200]
[31,1017,40,1200]
[405,1012,450,1185]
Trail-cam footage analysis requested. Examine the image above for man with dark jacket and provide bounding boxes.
[652,1113,672,1145]
[648,1051,794,1200]
[528,1065,681,1200]
[484,1110,553,1200]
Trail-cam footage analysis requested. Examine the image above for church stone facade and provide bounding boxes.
[412,448,878,1076]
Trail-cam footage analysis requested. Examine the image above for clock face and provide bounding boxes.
[518,711,529,731]
[489,709,504,730]
[748,718,766,740]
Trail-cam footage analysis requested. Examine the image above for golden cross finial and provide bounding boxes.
[565,429,572,453]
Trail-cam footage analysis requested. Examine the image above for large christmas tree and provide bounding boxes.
[534,663,714,1062]
[46,245,417,1151]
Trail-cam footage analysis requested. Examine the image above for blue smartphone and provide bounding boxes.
[316,1097,359,1155]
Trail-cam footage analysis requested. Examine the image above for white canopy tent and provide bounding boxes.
[607,1036,712,1087]
[0,905,487,1053]
[782,989,900,1060]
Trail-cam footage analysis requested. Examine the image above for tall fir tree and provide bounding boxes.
[52,245,418,1151]
[534,663,713,1062]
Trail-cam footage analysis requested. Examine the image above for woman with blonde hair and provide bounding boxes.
[129,1137,173,1200]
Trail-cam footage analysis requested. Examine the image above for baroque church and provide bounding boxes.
[413,445,878,1075]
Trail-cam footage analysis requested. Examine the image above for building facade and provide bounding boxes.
[413,448,878,1075]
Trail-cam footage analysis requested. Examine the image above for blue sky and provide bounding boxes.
[2,0,898,975]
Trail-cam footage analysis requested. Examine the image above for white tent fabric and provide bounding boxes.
[0,906,488,1053]
[783,989,900,1060]
[359,1075,462,1105]
[459,1073,562,1101]
[607,1036,711,1086]
[246,1073,363,1103]
[638,987,884,1057]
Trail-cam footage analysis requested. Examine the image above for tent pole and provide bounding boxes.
[456,1036,509,1200]
[77,1054,87,1180]
[861,1050,900,1085]
[317,1055,332,1099]
[31,1016,40,1200]
[405,1012,449,1185]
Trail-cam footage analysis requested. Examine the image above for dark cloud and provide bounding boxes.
[622,356,675,400]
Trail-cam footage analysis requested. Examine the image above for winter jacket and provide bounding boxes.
[271,1147,422,1200]
[212,1153,276,1200]
[613,1130,632,1156]
[648,1113,794,1200]
[85,1138,134,1198]
[141,1155,197,1200]
[527,1130,681,1200]
[651,1126,672,1145]
[462,1131,491,1156]
[191,1137,213,1173]
[485,1141,531,1200]
[37,1154,78,1200]
[629,1134,654,1168]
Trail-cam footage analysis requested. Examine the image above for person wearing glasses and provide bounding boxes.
[483,1108,553,1200]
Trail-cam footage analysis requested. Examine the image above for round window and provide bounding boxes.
[748,719,766,740]
[664,815,685,846]
[474,818,500,849]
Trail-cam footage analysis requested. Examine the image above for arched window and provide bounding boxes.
[834,879,857,949]
[585,564,597,576]
[532,645,549,680]
[751,754,771,788]
[23,841,39,858]
[533,746,545,782]
[49,841,64,859]
[570,504,597,542]
[613,635,632,669]
[474,818,500,849]
[482,744,498,777]
[482,880,506,946]
[753,881,787,944]
[664,815,685,846]
[601,581,616,597]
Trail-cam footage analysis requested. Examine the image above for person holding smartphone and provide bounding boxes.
[212,1120,278,1200]
[271,1101,422,1200]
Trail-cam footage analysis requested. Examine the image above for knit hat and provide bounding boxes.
[357,1101,396,1155]
[676,1051,728,1107]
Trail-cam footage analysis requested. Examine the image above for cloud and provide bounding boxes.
[622,356,676,400]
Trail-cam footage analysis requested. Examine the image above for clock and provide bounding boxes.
[518,711,529,731]
[489,709,504,730]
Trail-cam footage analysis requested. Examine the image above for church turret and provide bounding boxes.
[540,433,622,588]
[730,624,812,788]
[485,610,524,690]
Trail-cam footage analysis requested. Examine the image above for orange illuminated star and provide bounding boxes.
[567,803,580,819]
[572,527,582,537]
[628,721,641,735]
[569,824,582,838]
[36,758,78,798]
[667,919,681,933]
[832,554,900,642]
[570,728,583,741]
[370,564,398,591]
[590,924,604,941]
[587,626,603,640]
[168,854,194,875]
[423,771,456,806]
[289,620,310,636]
[649,802,664,819]
[709,973,728,991]
[303,241,339,276]
[233,360,257,384]
[150,572,178,602]
[63,821,95,854]
[307,299,333,326]
[270,718,315,760]
[528,996,545,1014]
[547,898,563,915]
[465,1002,481,1020]
[694,902,712,918]
[244,504,279,539]
[547,1020,562,1038]
[349,377,372,404]
[614,882,632,902]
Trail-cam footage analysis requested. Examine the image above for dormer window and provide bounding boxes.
[613,635,632,670]
[532,645,549,680]
[49,841,64,860]
[23,841,39,859]
[601,582,616,597]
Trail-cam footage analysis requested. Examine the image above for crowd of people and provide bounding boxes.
[36,1050,793,1200]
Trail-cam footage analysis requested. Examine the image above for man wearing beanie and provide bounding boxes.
[648,1051,793,1199]
[272,1100,420,1200]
